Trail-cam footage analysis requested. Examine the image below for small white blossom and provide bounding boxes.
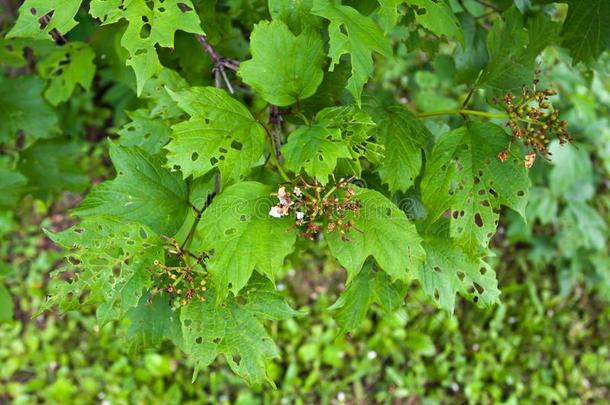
[367,350,377,360]
[269,206,285,218]
[296,211,305,220]
[293,186,303,197]
[337,392,346,402]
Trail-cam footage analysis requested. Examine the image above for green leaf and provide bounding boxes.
[240,272,304,321]
[325,188,425,282]
[329,261,405,333]
[366,100,431,193]
[181,283,295,385]
[45,217,164,325]
[75,143,189,236]
[282,125,351,185]
[89,0,203,94]
[408,0,464,46]
[0,166,27,209]
[420,121,530,252]
[548,142,594,202]
[561,0,610,64]
[418,236,500,313]
[311,0,392,106]
[7,0,82,40]
[37,42,96,105]
[196,182,297,297]
[118,109,172,155]
[166,87,266,184]
[17,140,89,201]
[238,19,325,106]
[268,0,319,33]
[377,0,404,32]
[125,294,183,352]
[0,75,58,142]
[0,283,13,323]
[480,8,560,92]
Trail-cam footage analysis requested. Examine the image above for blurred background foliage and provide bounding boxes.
[1,0,609,403]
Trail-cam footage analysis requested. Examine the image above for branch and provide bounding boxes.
[196,34,240,93]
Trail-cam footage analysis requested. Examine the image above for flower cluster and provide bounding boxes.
[494,72,571,167]
[269,178,362,240]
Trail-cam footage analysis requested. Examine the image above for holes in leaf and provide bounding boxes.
[433,266,442,273]
[225,228,236,236]
[517,190,525,197]
[184,319,192,327]
[30,7,37,15]
[213,337,221,344]
[38,10,54,29]
[474,213,483,228]
[195,336,203,344]
[239,215,247,222]
[139,228,148,239]
[218,147,227,154]
[210,157,218,165]
[135,48,148,56]
[232,355,241,366]
[488,188,498,198]
[433,288,440,301]
[230,140,243,150]
[191,152,199,162]
[139,23,152,39]
[457,271,465,282]
[480,267,487,275]
[473,282,484,294]
[177,2,192,12]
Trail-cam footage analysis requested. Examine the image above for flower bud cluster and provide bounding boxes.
[269,178,361,240]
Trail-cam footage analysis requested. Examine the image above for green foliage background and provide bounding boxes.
[1,0,609,403]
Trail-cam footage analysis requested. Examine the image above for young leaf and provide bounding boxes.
[311,0,392,106]
[89,0,203,94]
[7,0,82,40]
[561,0,610,65]
[329,261,405,333]
[238,19,325,106]
[282,125,351,185]
[418,236,500,314]
[408,0,464,46]
[75,143,189,236]
[181,281,297,386]
[366,100,431,193]
[195,182,297,297]
[45,217,164,326]
[0,75,58,142]
[166,87,266,184]
[325,188,425,282]
[37,42,96,105]
[420,121,530,252]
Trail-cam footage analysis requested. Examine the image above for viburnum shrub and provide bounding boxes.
[1,0,607,385]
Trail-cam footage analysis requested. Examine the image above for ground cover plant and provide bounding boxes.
[0,0,609,402]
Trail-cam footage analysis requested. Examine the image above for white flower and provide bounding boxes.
[337,392,346,402]
[269,206,285,218]
[296,211,305,221]
[293,186,303,197]
[367,350,377,360]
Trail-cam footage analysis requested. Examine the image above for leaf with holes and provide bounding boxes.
[408,0,464,45]
[181,278,298,386]
[366,100,431,193]
[7,0,83,41]
[89,0,203,94]
[420,121,530,252]
[282,125,351,185]
[125,294,184,352]
[118,109,172,154]
[326,188,425,282]
[311,0,392,106]
[44,216,164,326]
[418,236,499,313]
[165,87,266,184]
[37,41,96,105]
[194,182,298,298]
[329,261,405,333]
[75,142,189,236]
[238,19,325,106]
[377,0,404,32]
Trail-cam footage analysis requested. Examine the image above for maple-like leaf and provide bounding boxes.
[239,19,325,106]
[194,182,298,297]
[420,121,530,252]
[282,125,351,185]
[418,235,500,314]
[561,0,610,65]
[7,0,82,41]
[75,142,189,236]
[165,87,266,184]
[45,216,164,326]
[311,0,392,106]
[37,41,96,105]
[329,261,405,333]
[325,188,425,282]
[181,274,298,385]
[89,0,203,94]
[408,0,464,45]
